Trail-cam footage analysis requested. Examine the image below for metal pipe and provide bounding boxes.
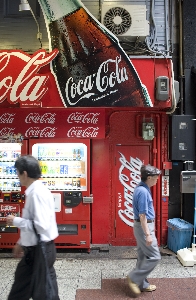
[179,0,184,115]
[155,114,161,244]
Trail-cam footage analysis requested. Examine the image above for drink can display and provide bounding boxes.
[55,165,60,175]
[11,151,16,159]
[72,178,77,187]
[76,179,81,188]
[3,165,7,175]
[60,165,64,175]
[6,165,10,175]
[3,151,7,158]
[64,165,68,174]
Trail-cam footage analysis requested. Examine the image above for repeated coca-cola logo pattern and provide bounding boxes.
[118,152,143,227]
[0,110,105,139]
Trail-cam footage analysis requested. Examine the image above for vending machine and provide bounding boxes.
[0,141,27,248]
[29,138,92,250]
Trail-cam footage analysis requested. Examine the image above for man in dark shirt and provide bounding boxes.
[127,164,161,297]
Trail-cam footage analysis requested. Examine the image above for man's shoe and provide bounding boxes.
[127,276,141,297]
[142,284,156,292]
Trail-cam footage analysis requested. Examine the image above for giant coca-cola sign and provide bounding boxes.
[0,108,105,139]
[0,50,173,109]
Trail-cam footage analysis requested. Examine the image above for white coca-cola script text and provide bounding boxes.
[25,113,56,124]
[67,127,99,138]
[0,113,15,123]
[118,152,143,227]
[65,56,128,105]
[67,112,99,124]
[1,205,17,211]
[0,49,58,104]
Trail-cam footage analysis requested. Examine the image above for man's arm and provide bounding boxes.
[139,213,153,246]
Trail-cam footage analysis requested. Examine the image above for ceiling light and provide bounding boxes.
[19,0,30,11]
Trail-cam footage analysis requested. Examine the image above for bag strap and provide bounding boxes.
[32,221,41,242]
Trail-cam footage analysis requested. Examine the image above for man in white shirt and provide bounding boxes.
[6,155,60,300]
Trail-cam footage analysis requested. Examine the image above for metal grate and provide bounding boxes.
[103,7,132,35]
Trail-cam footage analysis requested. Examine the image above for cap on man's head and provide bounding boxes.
[140,164,161,177]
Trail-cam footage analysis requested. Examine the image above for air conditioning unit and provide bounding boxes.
[101,4,149,41]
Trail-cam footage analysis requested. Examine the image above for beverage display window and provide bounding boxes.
[0,143,21,192]
[32,142,88,191]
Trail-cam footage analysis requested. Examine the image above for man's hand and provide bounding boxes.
[6,215,15,226]
[146,234,153,246]
[12,244,24,258]
[139,214,153,246]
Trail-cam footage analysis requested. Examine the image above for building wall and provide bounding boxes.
[0,0,171,57]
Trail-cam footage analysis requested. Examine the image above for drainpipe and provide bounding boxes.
[179,0,184,115]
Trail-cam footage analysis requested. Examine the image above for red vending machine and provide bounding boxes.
[0,141,27,248]
[29,138,92,250]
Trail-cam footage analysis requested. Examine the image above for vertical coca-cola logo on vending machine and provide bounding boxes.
[118,152,143,227]
[38,0,152,108]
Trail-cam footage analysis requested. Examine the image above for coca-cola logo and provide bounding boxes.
[0,49,58,104]
[25,127,56,138]
[67,112,100,124]
[65,56,128,105]
[25,113,56,124]
[1,205,17,211]
[67,127,99,138]
[0,127,15,136]
[118,152,142,227]
[0,113,15,123]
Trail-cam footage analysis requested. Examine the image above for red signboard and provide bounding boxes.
[0,108,105,139]
[0,50,173,110]
[114,145,150,239]
[0,203,20,222]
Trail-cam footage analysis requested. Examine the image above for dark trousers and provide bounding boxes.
[8,241,60,300]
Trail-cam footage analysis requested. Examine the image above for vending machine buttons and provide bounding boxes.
[11,193,21,202]
[63,191,82,208]
[3,194,10,202]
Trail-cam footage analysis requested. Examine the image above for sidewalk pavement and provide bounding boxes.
[0,246,195,300]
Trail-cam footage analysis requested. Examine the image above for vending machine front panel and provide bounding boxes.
[29,139,91,250]
[0,141,27,248]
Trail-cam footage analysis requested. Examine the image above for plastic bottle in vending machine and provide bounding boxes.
[38,0,152,107]
[73,149,76,160]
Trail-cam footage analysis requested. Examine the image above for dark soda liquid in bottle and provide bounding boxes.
[38,0,152,107]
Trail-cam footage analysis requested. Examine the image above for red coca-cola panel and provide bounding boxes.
[0,108,105,139]
[0,203,20,222]
[0,49,173,109]
[113,145,150,245]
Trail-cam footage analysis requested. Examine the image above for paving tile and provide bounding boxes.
[101,278,128,296]
[0,246,196,300]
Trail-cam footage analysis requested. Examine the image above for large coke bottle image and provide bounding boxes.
[38,0,152,107]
